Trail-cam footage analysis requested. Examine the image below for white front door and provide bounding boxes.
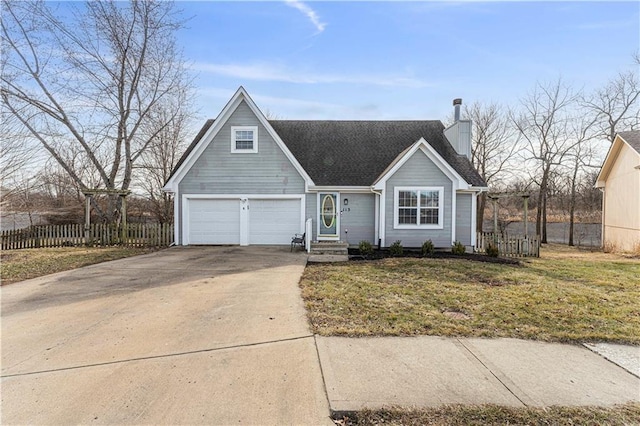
[318,192,339,240]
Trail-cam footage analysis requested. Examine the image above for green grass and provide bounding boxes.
[342,402,640,425]
[300,244,640,344]
[1,247,156,285]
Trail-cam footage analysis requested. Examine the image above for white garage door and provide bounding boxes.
[186,198,302,245]
[188,199,240,244]
[249,199,302,245]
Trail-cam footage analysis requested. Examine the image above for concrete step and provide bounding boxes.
[308,254,349,263]
[310,241,348,256]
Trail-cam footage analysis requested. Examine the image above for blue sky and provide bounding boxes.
[179,1,639,122]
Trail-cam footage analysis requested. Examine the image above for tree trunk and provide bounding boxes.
[476,193,486,233]
[536,186,544,238]
[568,161,579,246]
[542,191,548,243]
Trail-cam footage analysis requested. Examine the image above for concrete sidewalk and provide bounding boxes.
[316,336,640,416]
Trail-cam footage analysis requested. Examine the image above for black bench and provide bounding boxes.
[291,232,305,252]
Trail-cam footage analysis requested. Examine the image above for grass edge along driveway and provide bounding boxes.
[341,402,640,426]
[1,247,156,285]
[299,244,640,345]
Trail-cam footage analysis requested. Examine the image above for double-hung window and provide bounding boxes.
[231,126,258,153]
[394,187,444,229]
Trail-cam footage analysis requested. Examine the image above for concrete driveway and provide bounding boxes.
[1,246,332,425]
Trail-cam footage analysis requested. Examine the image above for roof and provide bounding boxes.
[595,130,640,187]
[168,119,486,188]
[618,130,640,154]
[269,120,486,187]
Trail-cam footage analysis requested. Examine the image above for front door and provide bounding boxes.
[318,192,339,240]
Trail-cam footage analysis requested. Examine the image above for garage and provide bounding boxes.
[185,196,303,245]
[188,199,241,245]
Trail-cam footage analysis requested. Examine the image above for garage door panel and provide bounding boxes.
[249,199,301,245]
[187,197,302,246]
[188,199,240,245]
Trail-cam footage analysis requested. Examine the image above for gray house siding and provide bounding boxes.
[455,193,472,246]
[179,101,305,194]
[177,100,305,243]
[305,192,375,244]
[339,193,376,246]
[384,150,453,247]
[305,194,317,241]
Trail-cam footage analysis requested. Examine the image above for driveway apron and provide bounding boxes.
[1,246,332,425]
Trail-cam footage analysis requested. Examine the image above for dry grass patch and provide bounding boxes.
[1,247,155,285]
[300,244,640,343]
[340,402,640,425]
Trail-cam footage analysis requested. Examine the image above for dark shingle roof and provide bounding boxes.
[619,130,640,154]
[167,119,486,188]
[269,120,486,187]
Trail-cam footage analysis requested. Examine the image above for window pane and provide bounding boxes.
[235,140,253,150]
[399,191,417,207]
[236,130,253,140]
[235,130,254,150]
[398,208,417,224]
[421,191,439,207]
[420,208,438,224]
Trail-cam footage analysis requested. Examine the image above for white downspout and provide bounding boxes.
[599,188,605,249]
[371,187,383,248]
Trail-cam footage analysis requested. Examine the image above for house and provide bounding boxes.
[163,87,488,249]
[595,130,640,253]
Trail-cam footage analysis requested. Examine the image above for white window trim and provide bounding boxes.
[393,186,444,230]
[230,126,258,153]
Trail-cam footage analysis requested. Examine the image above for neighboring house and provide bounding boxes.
[163,87,487,248]
[596,130,640,252]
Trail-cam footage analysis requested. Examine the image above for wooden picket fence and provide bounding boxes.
[476,232,540,257]
[1,223,174,250]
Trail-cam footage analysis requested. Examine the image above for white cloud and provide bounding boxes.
[574,17,638,31]
[285,0,327,34]
[195,86,351,119]
[192,62,431,89]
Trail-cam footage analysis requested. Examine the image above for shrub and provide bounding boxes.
[389,240,403,257]
[421,240,435,257]
[359,240,374,257]
[486,243,500,257]
[451,241,466,255]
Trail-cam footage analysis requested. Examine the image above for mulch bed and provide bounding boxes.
[348,248,522,265]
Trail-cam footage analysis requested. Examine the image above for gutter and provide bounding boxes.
[370,186,383,248]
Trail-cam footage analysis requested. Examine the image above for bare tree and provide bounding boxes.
[582,67,640,142]
[563,114,598,246]
[1,0,191,222]
[0,112,38,187]
[136,95,192,224]
[513,78,579,243]
[466,101,519,232]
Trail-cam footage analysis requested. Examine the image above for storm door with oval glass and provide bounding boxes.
[318,192,339,239]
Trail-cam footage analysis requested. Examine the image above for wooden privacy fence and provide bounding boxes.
[476,232,540,257]
[1,223,174,250]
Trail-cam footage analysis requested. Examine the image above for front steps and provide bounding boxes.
[308,241,349,262]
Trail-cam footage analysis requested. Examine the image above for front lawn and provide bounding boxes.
[299,244,640,344]
[342,402,640,425]
[0,247,156,285]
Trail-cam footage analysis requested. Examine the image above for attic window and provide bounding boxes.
[231,126,258,153]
